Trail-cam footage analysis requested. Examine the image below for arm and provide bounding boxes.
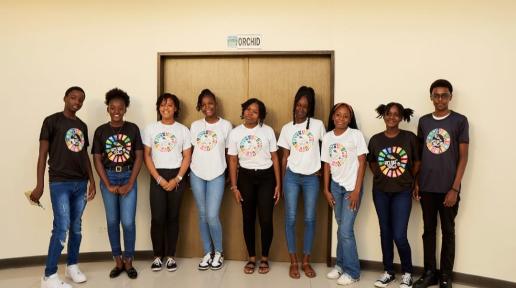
[280,147,289,179]
[30,140,49,203]
[228,155,242,204]
[322,162,335,207]
[83,150,96,201]
[93,154,119,194]
[444,143,469,207]
[118,150,144,195]
[271,151,281,205]
[165,147,192,191]
[348,154,366,210]
[143,145,171,191]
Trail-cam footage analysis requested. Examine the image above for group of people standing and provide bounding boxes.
[31,79,468,288]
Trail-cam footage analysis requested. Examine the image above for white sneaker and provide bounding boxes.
[326,267,343,279]
[210,252,224,270]
[399,273,413,288]
[65,264,87,283]
[41,274,72,288]
[198,253,212,270]
[337,273,359,286]
[374,271,396,287]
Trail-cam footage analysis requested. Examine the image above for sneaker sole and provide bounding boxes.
[210,264,223,270]
[167,267,177,272]
[374,281,392,288]
[198,265,210,271]
[151,267,162,272]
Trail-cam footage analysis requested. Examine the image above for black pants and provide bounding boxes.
[238,167,276,258]
[420,191,460,276]
[150,168,185,257]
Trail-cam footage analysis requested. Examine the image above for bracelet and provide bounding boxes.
[230,185,238,191]
[176,175,183,182]
[451,187,460,193]
[156,176,163,185]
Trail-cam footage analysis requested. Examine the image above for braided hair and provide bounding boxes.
[292,86,316,129]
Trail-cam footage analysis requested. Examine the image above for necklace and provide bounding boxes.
[110,121,125,135]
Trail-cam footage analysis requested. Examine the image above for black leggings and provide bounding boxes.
[237,166,276,258]
[150,168,185,257]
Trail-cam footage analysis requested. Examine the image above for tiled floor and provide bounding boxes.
[0,258,478,288]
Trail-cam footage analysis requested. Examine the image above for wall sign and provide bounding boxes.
[227,34,263,49]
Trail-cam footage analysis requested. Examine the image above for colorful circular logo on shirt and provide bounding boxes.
[426,128,451,154]
[153,132,176,152]
[65,128,85,152]
[328,143,347,167]
[239,135,262,158]
[106,134,132,163]
[292,130,314,152]
[378,146,408,178]
[196,130,218,151]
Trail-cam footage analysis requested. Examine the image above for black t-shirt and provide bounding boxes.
[417,111,469,193]
[367,130,420,193]
[40,112,89,182]
[91,121,143,169]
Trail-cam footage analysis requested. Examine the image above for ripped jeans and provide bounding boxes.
[45,181,87,277]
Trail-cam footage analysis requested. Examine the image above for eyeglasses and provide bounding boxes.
[431,93,451,100]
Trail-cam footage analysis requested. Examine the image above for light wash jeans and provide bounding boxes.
[331,180,362,280]
[189,171,225,254]
[45,181,87,277]
[100,170,137,259]
[283,168,319,254]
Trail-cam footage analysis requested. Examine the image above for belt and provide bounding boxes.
[108,165,132,173]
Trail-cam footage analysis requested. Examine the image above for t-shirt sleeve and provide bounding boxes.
[458,116,469,144]
[39,116,52,141]
[182,127,192,151]
[321,134,330,163]
[142,125,152,147]
[277,125,290,150]
[410,132,421,162]
[83,123,90,148]
[91,127,103,154]
[133,125,144,151]
[268,127,278,152]
[366,136,376,162]
[356,130,368,155]
[318,122,326,140]
[224,121,233,148]
[227,130,238,156]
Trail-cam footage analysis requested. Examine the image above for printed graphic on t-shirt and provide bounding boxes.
[196,130,218,151]
[106,134,132,163]
[65,128,85,152]
[239,135,262,157]
[292,130,314,152]
[378,146,407,178]
[328,143,347,167]
[154,132,176,152]
[426,128,450,154]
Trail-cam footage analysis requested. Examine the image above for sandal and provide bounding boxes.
[302,263,316,278]
[258,260,270,274]
[126,267,138,279]
[109,266,124,278]
[243,261,256,274]
[289,262,300,279]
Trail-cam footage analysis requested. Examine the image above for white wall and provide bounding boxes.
[1,0,515,282]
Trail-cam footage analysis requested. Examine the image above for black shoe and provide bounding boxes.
[109,266,124,278]
[126,267,138,279]
[151,257,163,271]
[414,270,438,288]
[166,257,177,272]
[440,274,452,288]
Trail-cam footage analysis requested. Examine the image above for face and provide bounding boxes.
[430,86,452,112]
[107,98,126,122]
[200,96,217,117]
[64,90,85,113]
[159,98,176,120]
[294,96,309,121]
[332,105,351,129]
[384,105,402,129]
[243,102,260,125]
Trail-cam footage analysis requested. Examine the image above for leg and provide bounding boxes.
[391,190,413,274]
[120,177,137,260]
[420,192,440,272]
[205,173,225,253]
[256,168,275,259]
[373,189,395,274]
[66,181,88,266]
[166,170,184,257]
[336,188,361,280]
[330,180,345,272]
[301,173,319,255]
[100,177,122,258]
[190,171,211,254]
[150,173,167,257]
[439,195,460,278]
[239,169,257,258]
[283,168,301,254]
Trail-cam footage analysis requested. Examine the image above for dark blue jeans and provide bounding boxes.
[45,181,87,277]
[373,189,413,274]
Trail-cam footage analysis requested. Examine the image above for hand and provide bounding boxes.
[346,190,360,211]
[162,179,177,191]
[323,190,335,208]
[273,185,281,206]
[118,183,133,196]
[412,183,420,201]
[30,186,44,203]
[443,189,458,207]
[87,183,96,201]
[231,186,243,205]
[107,184,119,194]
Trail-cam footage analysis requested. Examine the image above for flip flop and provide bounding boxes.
[258,260,270,274]
[289,263,300,279]
[302,263,316,278]
[244,261,256,274]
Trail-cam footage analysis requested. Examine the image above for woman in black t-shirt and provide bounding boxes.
[92,88,144,279]
[367,102,420,288]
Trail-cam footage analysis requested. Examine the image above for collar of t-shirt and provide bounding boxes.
[432,111,452,120]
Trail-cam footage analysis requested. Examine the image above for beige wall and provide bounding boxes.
[1,0,515,282]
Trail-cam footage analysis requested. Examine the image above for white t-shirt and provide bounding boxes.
[321,128,368,191]
[142,121,191,169]
[227,124,278,170]
[190,117,232,180]
[277,118,325,175]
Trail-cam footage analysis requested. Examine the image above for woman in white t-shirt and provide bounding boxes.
[277,86,325,279]
[189,89,232,271]
[321,103,368,286]
[227,98,281,275]
[143,93,192,273]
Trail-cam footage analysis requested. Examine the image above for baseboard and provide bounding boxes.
[329,258,516,288]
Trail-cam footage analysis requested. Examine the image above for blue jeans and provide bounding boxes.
[331,180,362,280]
[100,170,137,259]
[283,168,319,254]
[190,171,225,254]
[45,181,87,277]
[373,189,413,274]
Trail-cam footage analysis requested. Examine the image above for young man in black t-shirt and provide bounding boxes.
[413,79,469,288]
[31,86,96,288]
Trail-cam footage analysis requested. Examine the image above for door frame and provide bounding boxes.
[157,50,335,266]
